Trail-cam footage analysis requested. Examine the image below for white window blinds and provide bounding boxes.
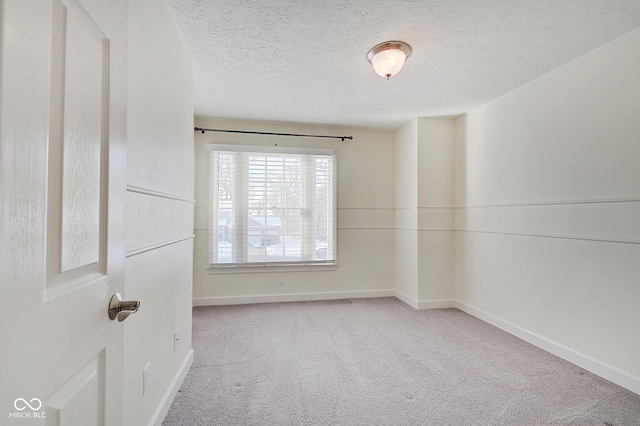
[207,144,337,267]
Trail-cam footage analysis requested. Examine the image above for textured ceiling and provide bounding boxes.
[165,0,640,130]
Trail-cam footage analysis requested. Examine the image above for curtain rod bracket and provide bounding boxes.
[194,127,352,141]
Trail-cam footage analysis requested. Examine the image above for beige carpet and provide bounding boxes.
[163,297,640,425]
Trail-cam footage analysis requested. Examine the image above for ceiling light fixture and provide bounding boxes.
[367,41,412,80]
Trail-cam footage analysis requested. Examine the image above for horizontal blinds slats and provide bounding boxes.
[209,147,336,266]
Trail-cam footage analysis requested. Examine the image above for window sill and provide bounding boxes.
[207,263,338,274]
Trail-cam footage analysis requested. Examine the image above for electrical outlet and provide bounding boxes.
[278,277,284,288]
[474,282,482,293]
[143,362,151,395]
[174,328,180,352]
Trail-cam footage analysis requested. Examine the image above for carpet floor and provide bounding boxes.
[163,297,640,425]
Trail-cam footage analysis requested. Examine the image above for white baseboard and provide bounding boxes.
[455,300,640,396]
[394,290,455,310]
[151,349,194,426]
[193,289,395,307]
[394,289,419,308]
[417,299,456,309]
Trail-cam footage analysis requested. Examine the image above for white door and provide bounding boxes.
[0,0,130,424]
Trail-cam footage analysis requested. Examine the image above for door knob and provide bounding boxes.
[108,293,140,322]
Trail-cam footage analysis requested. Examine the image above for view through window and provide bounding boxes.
[208,144,336,266]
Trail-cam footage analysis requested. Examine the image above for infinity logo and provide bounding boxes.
[14,398,42,411]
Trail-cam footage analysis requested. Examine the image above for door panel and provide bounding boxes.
[45,353,104,426]
[58,0,106,273]
[47,0,108,291]
[0,0,129,424]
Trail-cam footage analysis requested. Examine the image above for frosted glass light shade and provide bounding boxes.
[367,41,412,80]
[371,49,406,79]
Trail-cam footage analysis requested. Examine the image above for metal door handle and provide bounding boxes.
[108,293,140,322]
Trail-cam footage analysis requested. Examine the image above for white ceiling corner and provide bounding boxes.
[165,0,640,130]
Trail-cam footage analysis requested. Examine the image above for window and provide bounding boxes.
[207,144,336,267]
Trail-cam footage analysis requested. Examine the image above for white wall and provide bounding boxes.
[193,118,395,305]
[394,118,455,308]
[454,27,640,395]
[124,0,194,424]
[417,118,455,303]
[395,120,419,301]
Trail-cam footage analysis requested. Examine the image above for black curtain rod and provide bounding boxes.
[194,127,353,141]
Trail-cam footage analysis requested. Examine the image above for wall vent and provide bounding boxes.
[328,299,352,305]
